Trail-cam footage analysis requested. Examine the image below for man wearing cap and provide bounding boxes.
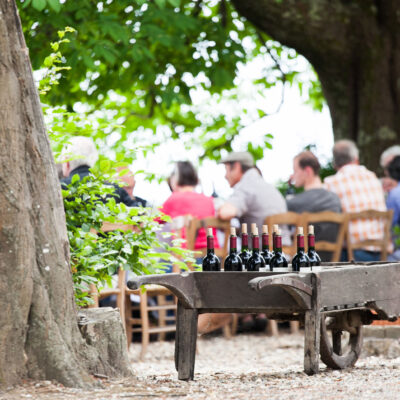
[218,151,287,234]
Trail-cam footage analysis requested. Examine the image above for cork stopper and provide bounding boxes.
[207,228,213,236]
[297,226,304,235]
[308,225,314,235]
[273,224,279,233]
[251,223,257,235]
[230,227,236,236]
[262,225,268,234]
[242,223,248,234]
[277,228,282,236]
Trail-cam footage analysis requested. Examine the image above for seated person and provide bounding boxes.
[60,136,142,207]
[160,161,219,252]
[385,155,400,261]
[114,166,148,207]
[324,140,387,261]
[287,151,341,261]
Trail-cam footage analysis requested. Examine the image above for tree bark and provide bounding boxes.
[231,0,400,171]
[0,0,130,388]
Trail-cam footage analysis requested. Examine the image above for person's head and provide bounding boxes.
[291,151,321,188]
[115,167,135,197]
[219,152,254,187]
[380,145,400,176]
[61,136,98,177]
[387,155,400,182]
[170,161,199,190]
[332,140,359,170]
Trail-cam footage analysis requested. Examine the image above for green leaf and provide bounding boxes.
[168,0,180,7]
[32,0,46,11]
[154,0,166,8]
[47,0,61,13]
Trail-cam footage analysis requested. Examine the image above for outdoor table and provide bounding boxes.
[127,262,400,380]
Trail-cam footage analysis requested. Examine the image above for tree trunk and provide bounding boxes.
[0,0,129,388]
[231,0,400,172]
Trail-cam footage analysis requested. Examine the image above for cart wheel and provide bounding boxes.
[320,313,363,369]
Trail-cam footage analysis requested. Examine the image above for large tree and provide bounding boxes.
[19,0,400,170]
[0,0,121,388]
[231,0,400,171]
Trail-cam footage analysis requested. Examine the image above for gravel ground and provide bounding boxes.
[1,332,399,400]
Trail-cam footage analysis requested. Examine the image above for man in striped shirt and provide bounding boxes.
[324,140,387,261]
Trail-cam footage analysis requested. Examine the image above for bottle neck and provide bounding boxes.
[229,235,237,254]
[262,233,269,251]
[241,233,249,250]
[275,235,282,254]
[252,235,260,253]
[297,234,305,252]
[207,236,215,255]
[272,233,277,251]
[308,234,315,251]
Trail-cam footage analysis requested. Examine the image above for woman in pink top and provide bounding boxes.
[161,161,218,250]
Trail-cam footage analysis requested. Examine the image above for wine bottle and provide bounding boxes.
[247,226,266,272]
[261,225,273,270]
[291,227,310,272]
[270,229,288,272]
[239,223,252,269]
[202,228,221,271]
[307,225,321,269]
[224,227,243,271]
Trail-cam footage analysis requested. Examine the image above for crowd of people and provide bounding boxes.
[59,136,400,264]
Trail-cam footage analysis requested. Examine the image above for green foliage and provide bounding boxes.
[39,29,194,306]
[63,171,192,307]
[19,0,325,162]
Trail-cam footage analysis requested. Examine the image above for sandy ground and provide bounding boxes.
[1,332,399,400]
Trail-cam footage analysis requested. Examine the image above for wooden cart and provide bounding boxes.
[127,262,400,380]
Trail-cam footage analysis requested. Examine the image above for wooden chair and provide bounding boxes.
[89,268,126,327]
[125,282,177,360]
[124,216,193,358]
[186,216,230,259]
[264,212,305,259]
[346,209,394,261]
[302,211,347,262]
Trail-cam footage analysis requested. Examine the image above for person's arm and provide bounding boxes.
[218,202,239,220]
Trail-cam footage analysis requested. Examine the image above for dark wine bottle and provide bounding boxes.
[202,228,221,271]
[291,227,310,272]
[261,225,273,270]
[307,225,321,269]
[270,229,288,271]
[224,227,243,271]
[247,226,265,272]
[239,223,251,269]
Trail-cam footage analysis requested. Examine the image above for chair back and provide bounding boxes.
[302,211,347,262]
[186,217,230,259]
[346,209,394,261]
[264,212,304,258]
